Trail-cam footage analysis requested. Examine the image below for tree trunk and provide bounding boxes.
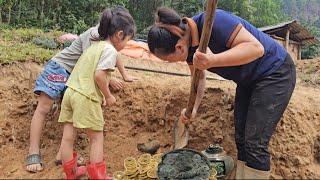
[8,7,11,24]
[18,0,22,24]
[40,0,44,27]
[0,7,2,23]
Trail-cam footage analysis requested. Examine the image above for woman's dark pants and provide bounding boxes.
[234,55,296,171]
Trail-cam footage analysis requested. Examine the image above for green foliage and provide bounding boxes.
[0,42,58,64]
[281,0,320,59]
[126,0,162,34]
[302,22,320,59]
[0,27,60,64]
[0,23,11,29]
[0,0,286,34]
[302,45,320,59]
[1,0,319,58]
[219,0,254,21]
[33,37,58,49]
[250,0,285,27]
[62,41,74,48]
[1,28,64,42]
[170,0,203,17]
[1,0,111,34]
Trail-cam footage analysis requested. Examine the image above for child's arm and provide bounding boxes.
[95,70,116,106]
[116,57,138,82]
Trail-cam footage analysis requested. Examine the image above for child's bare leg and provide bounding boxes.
[87,130,104,163]
[26,93,53,172]
[61,123,75,163]
[56,132,79,164]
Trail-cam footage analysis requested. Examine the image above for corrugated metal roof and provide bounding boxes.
[259,20,319,46]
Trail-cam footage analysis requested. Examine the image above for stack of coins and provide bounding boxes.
[113,153,162,180]
[113,171,125,180]
[151,154,162,163]
[147,154,161,179]
[124,157,139,179]
[209,167,218,180]
[138,154,151,179]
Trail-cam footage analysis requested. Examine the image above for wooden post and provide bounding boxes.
[298,45,302,60]
[285,28,290,50]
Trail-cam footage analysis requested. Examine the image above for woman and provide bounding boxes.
[147,7,296,179]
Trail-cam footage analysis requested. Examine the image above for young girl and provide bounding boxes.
[26,7,137,173]
[148,8,296,179]
[58,8,135,179]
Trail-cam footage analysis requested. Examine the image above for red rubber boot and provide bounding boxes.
[62,152,86,179]
[87,161,112,180]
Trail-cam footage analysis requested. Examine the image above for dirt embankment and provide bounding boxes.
[0,61,319,179]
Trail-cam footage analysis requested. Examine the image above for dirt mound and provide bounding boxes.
[296,58,320,86]
[0,62,319,179]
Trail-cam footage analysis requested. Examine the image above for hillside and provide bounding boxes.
[0,28,320,179]
[282,0,320,28]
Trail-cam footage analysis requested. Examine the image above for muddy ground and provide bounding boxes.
[0,60,319,179]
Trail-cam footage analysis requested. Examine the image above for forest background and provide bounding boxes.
[1,0,319,58]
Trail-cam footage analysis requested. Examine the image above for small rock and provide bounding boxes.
[213,135,224,144]
[137,139,160,154]
[10,168,18,173]
[159,119,165,126]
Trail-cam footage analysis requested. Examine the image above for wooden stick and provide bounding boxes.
[185,0,218,118]
[173,0,218,150]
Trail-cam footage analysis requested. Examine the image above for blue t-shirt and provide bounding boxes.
[187,9,287,86]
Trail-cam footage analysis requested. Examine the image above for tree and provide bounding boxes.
[0,0,3,23]
[301,23,320,59]
[250,0,285,27]
[1,0,15,24]
[1,0,318,60]
[280,0,320,59]
[123,0,164,37]
[170,0,203,17]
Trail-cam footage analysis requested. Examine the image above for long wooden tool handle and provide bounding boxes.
[185,0,218,118]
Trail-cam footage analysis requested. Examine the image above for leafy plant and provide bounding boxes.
[33,37,58,49]
[62,40,74,48]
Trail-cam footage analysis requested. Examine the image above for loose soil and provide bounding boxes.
[0,59,319,179]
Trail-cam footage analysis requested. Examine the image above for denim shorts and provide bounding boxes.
[34,60,70,100]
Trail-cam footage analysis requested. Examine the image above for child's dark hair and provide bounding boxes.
[98,7,135,40]
[148,7,186,55]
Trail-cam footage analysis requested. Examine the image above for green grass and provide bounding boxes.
[0,27,64,64]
